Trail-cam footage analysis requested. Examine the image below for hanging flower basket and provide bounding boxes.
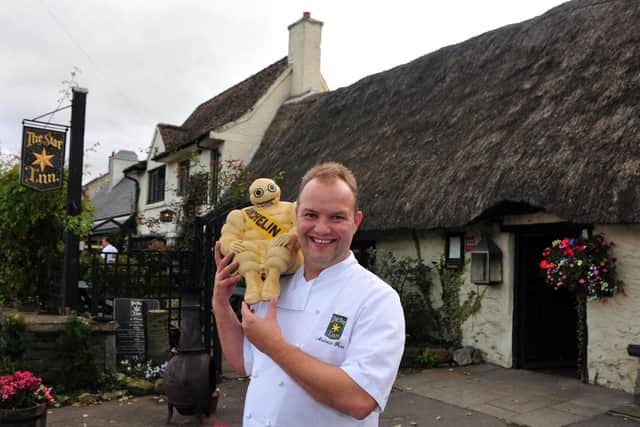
[539,234,624,302]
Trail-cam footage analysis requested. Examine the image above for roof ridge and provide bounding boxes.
[188,56,288,116]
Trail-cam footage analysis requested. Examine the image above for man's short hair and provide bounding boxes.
[298,162,359,211]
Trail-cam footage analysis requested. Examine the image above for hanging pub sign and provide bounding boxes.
[20,124,67,191]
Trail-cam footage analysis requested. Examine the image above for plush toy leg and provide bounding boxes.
[262,268,281,301]
[262,246,292,301]
[244,270,263,305]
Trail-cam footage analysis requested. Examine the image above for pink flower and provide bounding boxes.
[0,371,54,410]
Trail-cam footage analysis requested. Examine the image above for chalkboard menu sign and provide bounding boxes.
[114,298,160,361]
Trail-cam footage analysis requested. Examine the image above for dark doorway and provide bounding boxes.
[512,224,585,376]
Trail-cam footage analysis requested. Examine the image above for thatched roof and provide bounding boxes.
[157,124,187,152]
[155,57,289,157]
[246,0,640,232]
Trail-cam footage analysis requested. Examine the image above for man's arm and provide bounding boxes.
[241,299,377,419]
[212,241,246,375]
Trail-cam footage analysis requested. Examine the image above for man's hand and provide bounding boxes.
[212,241,241,309]
[241,298,284,355]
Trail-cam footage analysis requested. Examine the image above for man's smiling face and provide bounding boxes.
[296,177,362,280]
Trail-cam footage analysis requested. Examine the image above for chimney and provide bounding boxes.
[108,150,138,190]
[288,11,323,96]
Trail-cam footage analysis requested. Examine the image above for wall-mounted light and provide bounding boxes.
[470,235,502,285]
[446,234,464,269]
[159,209,175,223]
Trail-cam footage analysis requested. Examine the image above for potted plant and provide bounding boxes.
[0,371,54,426]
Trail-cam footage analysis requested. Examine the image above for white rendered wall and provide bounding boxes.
[587,224,640,393]
[211,69,293,169]
[459,223,515,368]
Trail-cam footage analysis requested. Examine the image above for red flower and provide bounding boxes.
[539,260,556,269]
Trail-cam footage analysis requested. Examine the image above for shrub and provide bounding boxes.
[432,258,485,347]
[371,251,436,344]
[0,315,33,374]
[416,351,439,369]
[55,316,99,391]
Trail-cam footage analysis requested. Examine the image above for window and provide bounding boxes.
[147,166,165,204]
[177,160,190,196]
[445,233,464,269]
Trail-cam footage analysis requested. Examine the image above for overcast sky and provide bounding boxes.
[1,0,567,182]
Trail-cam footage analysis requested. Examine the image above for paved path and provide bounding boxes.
[47,364,640,426]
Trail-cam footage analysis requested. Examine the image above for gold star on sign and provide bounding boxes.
[31,148,55,172]
[331,324,340,332]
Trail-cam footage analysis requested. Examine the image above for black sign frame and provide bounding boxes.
[20,122,67,192]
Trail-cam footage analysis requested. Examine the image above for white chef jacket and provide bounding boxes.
[242,253,405,427]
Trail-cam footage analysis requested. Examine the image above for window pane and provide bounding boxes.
[148,166,165,204]
[448,236,461,259]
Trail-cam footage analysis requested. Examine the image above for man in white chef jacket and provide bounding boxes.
[213,162,405,426]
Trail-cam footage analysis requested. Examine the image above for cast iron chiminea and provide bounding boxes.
[163,290,218,422]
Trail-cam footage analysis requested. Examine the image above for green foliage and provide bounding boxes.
[372,250,436,344]
[416,351,439,369]
[370,252,485,347]
[55,316,99,391]
[0,166,93,305]
[433,258,485,347]
[97,369,128,391]
[215,159,252,206]
[0,315,33,374]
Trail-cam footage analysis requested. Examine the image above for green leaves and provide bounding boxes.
[0,166,93,305]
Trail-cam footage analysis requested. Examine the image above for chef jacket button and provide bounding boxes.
[279,380,284,386]
[253,373,258,378]
[247,413,252,419]
[315,309,320,315]
[266,421,271,426]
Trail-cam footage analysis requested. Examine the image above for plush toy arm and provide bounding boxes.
[271,231,298,248]
[220,210,246,255]
[271,202,299,248]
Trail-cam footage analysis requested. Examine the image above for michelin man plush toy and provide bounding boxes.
[220,178,302,304]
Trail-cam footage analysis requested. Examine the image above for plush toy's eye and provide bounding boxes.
[267,183,277,192]
[254,188,264,198]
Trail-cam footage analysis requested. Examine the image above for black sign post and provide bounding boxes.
[61,87,88,312]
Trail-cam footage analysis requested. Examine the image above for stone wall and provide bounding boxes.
[7,312,116,384]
